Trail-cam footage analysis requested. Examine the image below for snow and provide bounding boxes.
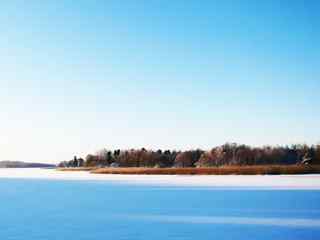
[0,168,319,189]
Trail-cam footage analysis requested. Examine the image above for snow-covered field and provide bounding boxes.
[0,168,319,189]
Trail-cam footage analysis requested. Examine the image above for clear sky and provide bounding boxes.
[0,1,319,163]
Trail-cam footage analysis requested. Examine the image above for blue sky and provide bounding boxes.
[0,1,319,162]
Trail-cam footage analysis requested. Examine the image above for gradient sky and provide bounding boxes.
[1,1,319,163]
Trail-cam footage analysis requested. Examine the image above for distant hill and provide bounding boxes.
[0,161,56,168]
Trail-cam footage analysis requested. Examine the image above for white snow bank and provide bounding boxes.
[0,168,319,189]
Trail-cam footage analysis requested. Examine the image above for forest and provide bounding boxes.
[58,143,320,168]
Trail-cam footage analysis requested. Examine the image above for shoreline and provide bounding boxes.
[59,165,320,175]
[0,168,320,189]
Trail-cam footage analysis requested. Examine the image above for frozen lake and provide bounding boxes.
[0,169,319,239]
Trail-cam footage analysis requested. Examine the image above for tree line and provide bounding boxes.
[58,143,320,168]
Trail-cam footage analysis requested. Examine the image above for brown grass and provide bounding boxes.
[86,165,320,175]
[57,167,96,171]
